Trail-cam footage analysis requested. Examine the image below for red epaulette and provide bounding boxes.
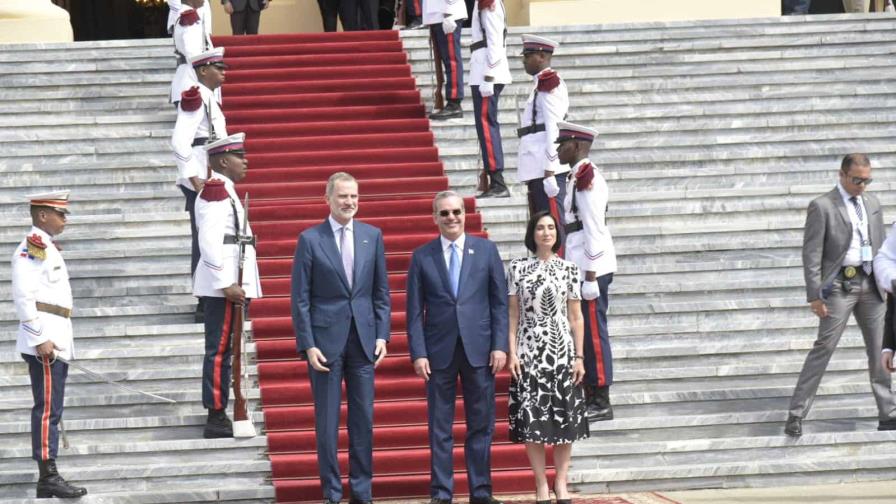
[200,179,228,202]
[478,0,496,10]
[179,9,200,26]
[575,162,595,191]
[180,86,202,112]
[26,234,47,249]
[536,70,561,92]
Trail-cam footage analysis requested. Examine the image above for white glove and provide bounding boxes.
[886,0,895,11]
[442,16,457,33]
[582,280,600,300]
[543,176,559,198]
[479,81,494,97]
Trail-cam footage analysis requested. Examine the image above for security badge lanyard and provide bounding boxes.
[844,201,872,292]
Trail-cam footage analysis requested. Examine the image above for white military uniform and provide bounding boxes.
[193,174,262,299]
[12,227,74,361]
[171,83,227,190]
[423,0,467,25]
[517,67,570,183]
[170,7,214,103]
[875,222,896,295]
[564,158,617,277]
[168,0,213,35]
[468,0,511,86]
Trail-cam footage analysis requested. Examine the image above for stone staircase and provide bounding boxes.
[0,39,273,502]
[2,11,896,503]
[401,12,896,493]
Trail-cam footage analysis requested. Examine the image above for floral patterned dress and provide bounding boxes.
[507,256,589,444]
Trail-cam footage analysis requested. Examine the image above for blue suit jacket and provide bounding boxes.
[291,219,391,362]
[406,234,509,370]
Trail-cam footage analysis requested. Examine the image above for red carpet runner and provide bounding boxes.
[215,31,532,503]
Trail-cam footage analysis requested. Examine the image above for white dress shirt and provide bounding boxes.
[837,183,869,267]
[440,233,466,271]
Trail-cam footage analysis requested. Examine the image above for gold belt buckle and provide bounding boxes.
[844,266,857,279]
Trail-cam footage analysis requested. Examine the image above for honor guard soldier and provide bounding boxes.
[556,122,617,421]
[193,133,262,438]
[170,0,215,106]
[426,0,468,119]
[12,191,87,499]
[469,0,511,198]
[518,35,570,236]
[171,47,228,322]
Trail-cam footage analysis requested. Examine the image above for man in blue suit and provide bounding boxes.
[291,172,391,504]
[406,190,509,504]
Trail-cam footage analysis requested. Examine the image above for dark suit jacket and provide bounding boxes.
[291,219,391,362]
[223,0,265,11]
[802,187,884,302]
[405,234,509,370]
[885,294,896,351]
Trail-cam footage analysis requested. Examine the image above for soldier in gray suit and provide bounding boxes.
[222,0,268,35]
[786,153,896,437]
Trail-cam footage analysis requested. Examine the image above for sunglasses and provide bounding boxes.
[849,176,873,186]
[438,209,463,217]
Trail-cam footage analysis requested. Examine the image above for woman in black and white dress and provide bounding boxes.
[507,210,588,504]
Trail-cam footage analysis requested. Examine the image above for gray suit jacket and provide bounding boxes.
[803,187,884,302]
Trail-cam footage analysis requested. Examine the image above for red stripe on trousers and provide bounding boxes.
[481,95,497,172]
[586,299,606,386]
[413,0,421,13]
[213,301,233,410]
[447,32,458,100]
[548,197,564,258]
[41,356,52,461]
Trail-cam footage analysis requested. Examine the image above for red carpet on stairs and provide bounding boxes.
[215,31,529,503]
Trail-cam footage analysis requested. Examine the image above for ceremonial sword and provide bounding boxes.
[55,356,177,404]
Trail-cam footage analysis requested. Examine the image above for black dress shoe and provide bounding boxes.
[878,418,896,431]
[587,404,613,421]
[36,460,87,499]
[429,100,463,120]
[784,414,802,437]
[402,17,424,29]
[204,408,233,438]
[429,499,451,504]
[469,497,503,504]
[323,500,340,504]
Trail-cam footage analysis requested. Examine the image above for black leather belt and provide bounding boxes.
[192,137,208,147]
[224,234,256,246]
[517,123,546,138]
[565,221,583,234]
[470,40,487,51]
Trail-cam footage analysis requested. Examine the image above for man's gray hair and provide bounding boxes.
[325,172,357,197]
[432,190,463,212]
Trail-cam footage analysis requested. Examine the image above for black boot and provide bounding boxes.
[482,172,510,198]
[588,385,613,421]
[36,459,87,499]
[402,16,424,29]
[430,99,463,120]
[203,408,233,439]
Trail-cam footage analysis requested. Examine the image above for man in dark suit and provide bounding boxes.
[786,153,896,437]
[406,190,508,504]
[222,0,269,35]
[291,172,391,504]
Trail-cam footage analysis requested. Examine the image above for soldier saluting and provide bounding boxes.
[12,190,87,498]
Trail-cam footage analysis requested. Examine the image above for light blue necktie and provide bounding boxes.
[448,243,460,297]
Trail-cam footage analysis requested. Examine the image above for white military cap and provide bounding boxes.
[521,34,560,54]
[26,190,71,214]
[190,47,227,68]
[205,133,246,156]
[555,122,598,143]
